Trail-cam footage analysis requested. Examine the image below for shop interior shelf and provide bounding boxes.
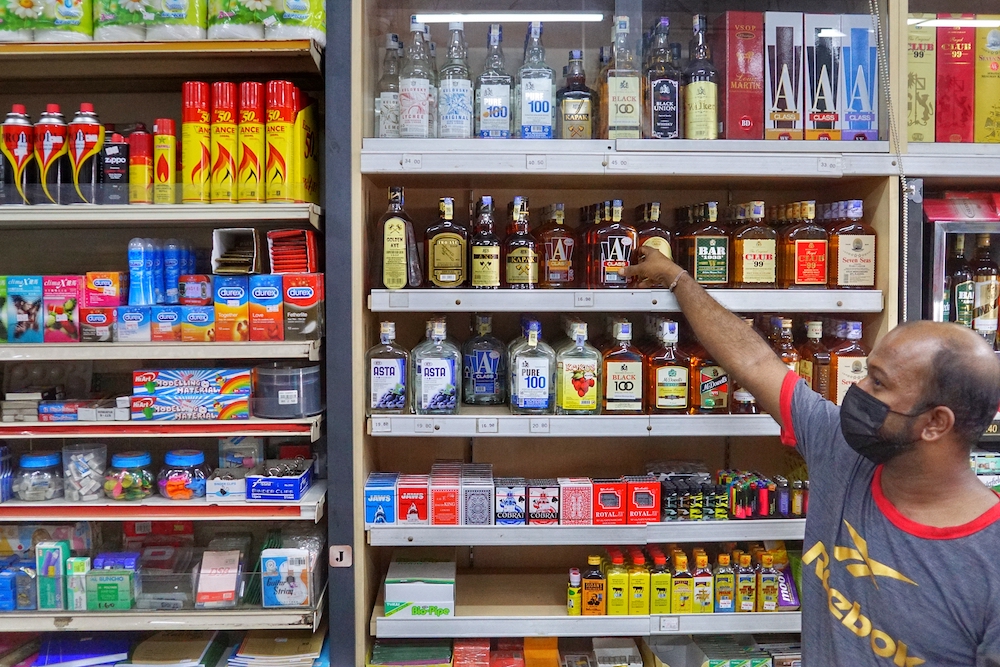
[0,416,323,441]
[0,204,322,230]
[0,341,321,362]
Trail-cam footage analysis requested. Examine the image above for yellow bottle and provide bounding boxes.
[649,552,671,614]
[736,553,757,613]
[692,553,714,614]
[567,568,582,616]
[757,552,780,612]
[581,555,606,616]
[628,553,651,615]
[714,554,736,613]
[670,553,694,614]
[606,554,629,615]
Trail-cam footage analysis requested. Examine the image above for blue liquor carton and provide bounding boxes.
[365,472,399,525]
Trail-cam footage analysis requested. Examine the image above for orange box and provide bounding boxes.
[214,276,249,342]
[249,275,283,341]
[84,272,127,307]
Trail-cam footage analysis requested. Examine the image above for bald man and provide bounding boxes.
[625,249,1000,667]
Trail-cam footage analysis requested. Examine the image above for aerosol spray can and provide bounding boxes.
[0,104,37,205]
[182,81,211,203]
[238,81,264,203]
[128,128,152,204]
[99,133,129,205]
[265,79,297,203]
[210,81,237,203]
[33,104,70,205]
[67,102,105,204]
[153,119,176,205]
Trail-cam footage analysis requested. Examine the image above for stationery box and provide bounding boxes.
[214,276,250,342]
[86,570,134,610]
[246,460,313,501]
[115,306,151,342]
[80,307,117,342]
[206,469,247,501]
[840,14,880,140]
[494,478,526,525]
[364,472,398,525]
[937,16,975,143]
[43,276,82,343]
[6,276,43,343]
[260,548,314,607]
[558,477,593,525]
[384,560,456,618]
[133,369,252,396]
[131,394,250,421]
[804,15,842,140]
[195,550,241,608]
[975,19,1000,143]
[907,14,937,143]
[396,475,428,524]
[764,13,804,140]
[713,12,765,139]
[625,476,661,525]
[35,540,70,610]
[526,479,559,525]
[592,478,627,525]
[66,556,90,611]
[150,306,182,342]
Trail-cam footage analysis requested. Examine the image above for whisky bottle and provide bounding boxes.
[556,321,601,415]
[537,203,577,287]
[731,319,760,415]
[376,34,401,138]
[774,318,801,373]
[602,320,644,414]
[462,314,507,405]
[637,202,674,260]
[683,202,730,288]
[516,22,556,139]
[503,196,539,289]
[779,201,828,289]
[972,234,1000,345]
[372,186,421,290]
[829,321,869,405]
[647,319,689,413]
[798,321,831,399]
[732,201,777,288]
[683,15,719,139]
[582,202,604,288]
[399,16,433,138]
[601,16,642,139]
[829,200,876,289]
[557,50,595,139]
[438,22,474,139]
[475,24,513,138]
[948,234,973,326]
[469,196,501,289]
[689,342,729,414]
[510,320,556,415]
[424,197,468,288]
[366,321,409,415]
[593,199,638,288]
[644,17,683,139]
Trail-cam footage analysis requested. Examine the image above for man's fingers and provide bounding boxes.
[638,278,655,289]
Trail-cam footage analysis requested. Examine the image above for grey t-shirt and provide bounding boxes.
[780,371,1000,667]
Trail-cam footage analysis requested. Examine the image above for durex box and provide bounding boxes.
[625,476,661,525]
[43,276,82,343]
[804,15,842,140]
[365,472,398,525]
[714,12,765,139]
[765,12,804,139]
[936,16,975,143]
[494,478,526,525]
[249,274,284,342]
[181,306,215,343]
[907,14,937,143]
[214,276,250,342]
[283,273,324,341]
[84,272,127,307]
[592,478,627,525]
[151,306,182,342]
[133,369,252,396]
[80,308,117,342]
[115,306,151,342]
[6,276,43,343]
[841,14,879,141]
[131,394,250,421]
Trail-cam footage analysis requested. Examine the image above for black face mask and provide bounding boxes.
[839,384,929,465]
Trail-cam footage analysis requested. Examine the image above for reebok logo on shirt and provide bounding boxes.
[834,521,918,588]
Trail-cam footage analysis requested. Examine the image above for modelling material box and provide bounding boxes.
[937,15,975,143]
[283,273,324,341]
[384,559,456,618]
[526,479,559,525]
[6,276,43,343]
[133,369,252,396]
[558,477,593,525]
[764,12,804,140]
[246,460,313,501]
[975,18,1000,143]
[365,472,398,525]
[130,394,250,421]
[214,276,250,342]
[625,476,661,525]
[907,14,937,143]
[150,306,182,342]
[115,306,151,343]
[494,478,526,525]
[804,15,842,140]
[249,274,284,342]
[43,276,82,343]
[80,307,117,342]
[840,14,880,141]
[592,478,627,525]
[86,570,133,611]
[714,12,765,139]
[180,306,216,342]
[396,474,428,524]
[84,272,127,308]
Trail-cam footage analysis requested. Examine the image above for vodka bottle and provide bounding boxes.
[399,16,433,138]
[438,22,474,138]
[376,33,401,138]
[475,24,513,138]
[516,22,556,138]
[463,314,507,405]
[412,319,461,414]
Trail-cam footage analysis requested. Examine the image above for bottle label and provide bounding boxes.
[955,279,974,326]
[642,236,673,260]
[605,361,642,410]
[655,365,688,409]
[399,78,430,138]
[601,235,633,286]
[738,239,776,284]
[429,231,466,287]
[974,278,1000,332]
[732,386,755,403]
[519,76,554,138]
[694,236,729,284]
[377,92,400,138]
[798,359,814,389]
[419,358,457,411]
[471,245,501,287]
[794,239,829,285]
[438,79,473,138]
[758,573,779,611]
[737,573,756,611]
[477,84,511,138]
[684,81,719,139]
[543,236,575,283]
[835,356,867,405]
[560,98,592,139]
[608,75,641,137]
[836,234,876,286]
[715,573,735,611]
[693,575,713,613]
[506,246,539,285]
[699,365,729,410]
[465,349,501,397]
[370,359,406,410]
[671,579,692,613]
[649,77,680,139]
[382,217,409,290]
[515,357,550,408]
[942,287,951,323]
[558,359,598,410]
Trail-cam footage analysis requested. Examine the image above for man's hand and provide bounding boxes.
[624,246,684,288]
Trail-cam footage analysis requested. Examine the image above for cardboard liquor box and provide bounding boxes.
[908,14,937,142]
[840,15,880,141]
[936,15,976,143]
[592,478,627,525]
[558,477,593,525]
[765,12,804,139]
[713,12,765,139]
[975,19,1000,143]
[804,15,842,140]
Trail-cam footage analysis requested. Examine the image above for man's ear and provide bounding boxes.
[921,405,956,442]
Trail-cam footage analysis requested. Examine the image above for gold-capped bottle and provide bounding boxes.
[593,199,638,288]
[469,196,501,289]
[372,186,421,290]
[733,201,777,288]
[424,197,468,288]
[637,201,674,260]
[683,202,729,288]
[779,200,828,289]
[600,16,642,139]
[829,200,876,289]
[538,203,577,288]
[581,555,606,615]
[830,321,869,405]
[503,196,539,289]
[798,321,831,398]
[683,15,719,139]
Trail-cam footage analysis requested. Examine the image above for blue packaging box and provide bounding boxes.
[115,306,151,342]
[6,276,43,343]
[365,472,399,525]
[247,460,313,501]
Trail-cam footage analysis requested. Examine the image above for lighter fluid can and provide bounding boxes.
[67,103,105,205]
[265,80,297,203]
[153,119,176,205]
[182,81,211,203]
[238,81,265,203]
[33,104,70,205]
[210,81,237,203]
[0,104,37,205]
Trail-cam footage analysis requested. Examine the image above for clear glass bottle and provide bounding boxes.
[372,186,421,289]
[682,202,729,288]
[775,318,801,374]
[602,320,645,414]
[557,50,595,139]
[757,553,780,612]
[503,196,539,289]
[424,196,468,288]
[463,314,507,405]
[647,319,689,413]
[376,33,401,138]
[779,201,828,289]
[948,234,974,326]
[516,22,556,139]
[972,234,999,345]
[683,15,719,139]
[829,200,876,289]
[399,16,433,139]
[366,321,409,415]
[732,201,777,288]
[556,322,601,415]
[692,553,714,614]
[670,553,694,614]
[593,199,638,288]
[829,321,869,405]
[510,320,556,415]
[438,22,474,139]
[475,24,513,138]
[714,554,735,613]
[644,17,683,139]
[600,16,642,139]
[637,201,674,261]
[798,321,831,400]
[537,203,577,288]
[412,319,461,415]
[427,36,439,138]
[469,195,502,289]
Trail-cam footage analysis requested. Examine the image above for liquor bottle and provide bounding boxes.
[733,201,777,288]
[798,321,831,399]
[779,201,828,289]
[606,553,629,616]
[593,199,638,288]
[556,322,600,415]
[730,319,760,415]
[689,342,729,414]
[438,22,474,139]
[682,202,729,288]
[948,234,973,326]
[411,319,461,415]
[757,553,779,612]
[601,16,643,139]
[736,553,756,612]
[469,196,502,289]
[399,16,433,139]
[644,17,683,139]
[503,196,539,289]
[510,320,556,415]
[462,314,507,405]
[580,203,602,288]
[692,553,714,614]
[366,321,408,415]
[372,186,421,290]
[829,200,876,289]
[581,555,606,616]
[424,197,468,288]
[714,554,735,613]
[972,234,1000,345]
[683,15,719,139]
[538,203,577,287]
[376,34,401,138]
[629,553,651,615]
[774,318,801,373]
[647,320,689,413]
[475,24,513,139]
[670,553,694,614]
[650,552,671,614]
[516,22,556,139]
[427,37,439,138]
[637,202,674,260]
[602,320,644,414]
[830,321,869,405]
[557,50,595,139]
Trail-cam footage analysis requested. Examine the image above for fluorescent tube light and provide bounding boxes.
[413,12,605,24]
[910,18,1000,27]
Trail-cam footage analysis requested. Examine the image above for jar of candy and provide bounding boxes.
[104,451,155,501]
[157,449,210,500]
[14,452,64,501]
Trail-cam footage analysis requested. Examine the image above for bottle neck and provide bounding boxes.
[692,27,710,61]
[383,49,399,76]
[485,42,505,72]
[447,30,467,61]
[566,59,586,84]
[475,213,495,235]
[525,34,545,65]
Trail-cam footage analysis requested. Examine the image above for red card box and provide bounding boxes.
[592,478,627,525]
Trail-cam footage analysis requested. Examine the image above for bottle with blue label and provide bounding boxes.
[475,24,512,138]
[412,319,460,415]
[516,22,555,138]
[366,321,409,415]
[510,320,555,415]
[462,314,507,405]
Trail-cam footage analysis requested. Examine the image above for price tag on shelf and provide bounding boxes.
[606,155,630,171]
[370,417,391,433]
[477,417,499,433]
[526,155,547,170]
[414,418,435,434]
[402,154,423,170]
[574,292,595,308]
[816,156,843,175]
[529,418,550,434]
[659,616,680,632]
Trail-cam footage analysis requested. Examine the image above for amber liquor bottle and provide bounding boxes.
[372,186,421,290]
[593,199,638,288]
[647,319,689,413]
[732,201,777,289]
[424,196,468,288]
[637,201,674,261]
[503,196,539,289]
[683,202,730,288]
[689,341,729,414]
[731,318,760,414]
[829,321,869,405]
[947,234,973,326]
[602,319,645,414]
[779,200,828,289]
[972,234,1000,345]
[798,320,831,398]
[538,203,577,288]
[469,195,501,289]
[828,200,876,289]
[774,318,800,374]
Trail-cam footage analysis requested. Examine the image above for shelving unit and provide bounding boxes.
[0,204,323,230]
[0,416,323,441]
[0,341,322,362]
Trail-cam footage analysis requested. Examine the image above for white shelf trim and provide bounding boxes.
[0,341,321,362]
[0,203,322,230]
[0,415,323,442]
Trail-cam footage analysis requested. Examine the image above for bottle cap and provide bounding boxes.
[129,130,152,160]
[762,553,773,568]
[611,554,624,564]
[182,81,210,111]
[659,16,669,28]
[660,320,678,343]
[110,133,124,144]
[46,103,61,114]
[10,104,25,115]
[614,321,632,341]
[588,555,602,565]
[79,102,95,114]
[386,32,400,47]
[165,449,205,467]
[153,118,176,137]
[439,197,454,219]
[614,15,629,34]
[806,321,822,339]
[782,318,793,329]
[430,320,447,339]
[409,15,425,32]
[846,321,862,340]
[718,553,730,566]
[19,451,60,469]
[380,321,395,337]
[112,451,152,468]
[654,553,667,566]
[569,568,581,585]
[674,554,687,567]
[847,200,864,219]
[739,554,752,567]
[569,49,583,60]
[633,554,645,565]
[696,554,708,568]
[489,23,502,42]
[448,22,463,31]
[239,81,264,117]
[529,21,542,37]
[266,80,297,114]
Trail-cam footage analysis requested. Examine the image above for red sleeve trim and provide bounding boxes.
[872,466,1000,540]
[779,370,800,447]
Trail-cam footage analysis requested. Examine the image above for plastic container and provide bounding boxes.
[104,451,155,501]
[14,452,64,501]
[157,449,210,500]
[62,443,107,502]
[252,363,322,418]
